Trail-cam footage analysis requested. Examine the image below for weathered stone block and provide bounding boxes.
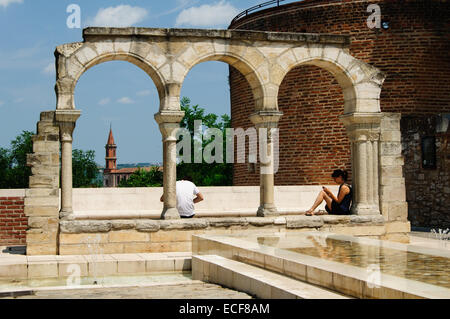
[26,243,58,256]
[25,188,58,197]
[27,154,52,167]
[208,218,248,228]
[246,217,275,227]
[380,142,402,156]
[24,196,59,207]
[379,155,404,167]
[111,220,136,230]
[385,221,411,233]
[31,165,60,176]
[109,230,149,243]
[24,205,59,217]
[380,185,406,202]
[29,175,59,188]
[286,216,323,229]
[59,233,108,244]
[350,215,384,224]
[136,220,160,232]
[32,141,60,153]
[381,131,401,142]
[60,220,112,233]
[159,219,208,230]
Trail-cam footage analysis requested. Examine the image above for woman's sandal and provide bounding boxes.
[305,210,315,216]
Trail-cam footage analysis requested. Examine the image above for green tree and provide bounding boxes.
[72,149,100,188]
[119,167,163,187]
[0,131,33,188]
[177,97,232,186]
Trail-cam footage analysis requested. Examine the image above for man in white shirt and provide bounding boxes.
[160,176,204,218]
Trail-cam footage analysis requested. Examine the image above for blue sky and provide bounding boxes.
[0,0,296,165]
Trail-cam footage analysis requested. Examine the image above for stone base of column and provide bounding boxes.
[59,210,75,221]
[256,204,279,217]
[351,204,380,216]
[161,207,181,220]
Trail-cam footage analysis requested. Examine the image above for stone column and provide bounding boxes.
[341,113,382,215]
[249,110,283,217]
[55,110,81,220]
[155,110,185,220]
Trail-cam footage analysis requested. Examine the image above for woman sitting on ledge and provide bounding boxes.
[305,169,352,216]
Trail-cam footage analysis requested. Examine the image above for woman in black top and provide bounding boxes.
[305,170,352,216]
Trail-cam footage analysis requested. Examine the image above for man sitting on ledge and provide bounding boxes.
[160,175,204,218]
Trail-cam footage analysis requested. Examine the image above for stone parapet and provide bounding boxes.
[58,216,410,255]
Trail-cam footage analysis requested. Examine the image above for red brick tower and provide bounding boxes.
[104,127,117,173]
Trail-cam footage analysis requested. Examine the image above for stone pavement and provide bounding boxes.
[3,281,253,299]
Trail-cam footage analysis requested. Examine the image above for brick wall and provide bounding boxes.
[229,0,450,188]
[0,190,27,246]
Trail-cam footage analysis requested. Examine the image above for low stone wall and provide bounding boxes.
[58,215,411,255]
[0,190,26,246]
[72,185,338,219]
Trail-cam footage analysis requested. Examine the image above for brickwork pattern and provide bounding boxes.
[0,197,26,245]
[229,0,450,186]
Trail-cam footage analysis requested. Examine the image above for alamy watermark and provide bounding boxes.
[66,4,81,29]
[176,121,280,174]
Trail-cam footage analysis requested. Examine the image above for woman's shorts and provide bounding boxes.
[325,201,350,215]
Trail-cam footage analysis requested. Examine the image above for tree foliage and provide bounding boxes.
[0,131,100,188]
[177,97,232,186]
[72,149,100,188]
[118,167,163,187]
[0,131,33,188]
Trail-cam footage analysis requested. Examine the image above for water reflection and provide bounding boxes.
[260,235,450,289]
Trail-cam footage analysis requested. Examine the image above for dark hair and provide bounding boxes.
[331,169,348,181]
[182,175,193,182]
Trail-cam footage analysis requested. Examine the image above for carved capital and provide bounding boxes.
[154,110,185,142]
[249,110,283,129]
[56,110,81,142]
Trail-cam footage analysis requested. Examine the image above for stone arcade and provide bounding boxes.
[24,28,409,255]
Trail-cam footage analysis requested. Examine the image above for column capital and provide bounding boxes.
[340,112,381,142]
[154,110,185,125]
[249,110,283,128]
[55,109,81,123]
[155,110,185,142]
[56,110,81,142]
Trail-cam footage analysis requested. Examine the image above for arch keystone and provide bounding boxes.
[308,43,324,58]
[292,45,310,63]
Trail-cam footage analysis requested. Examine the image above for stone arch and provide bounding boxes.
[174,42,267,111]
[55,42,166,110]
[271,44,386,114]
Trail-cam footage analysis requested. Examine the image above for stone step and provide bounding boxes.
[192,255,351,299]
[0,252,192,281]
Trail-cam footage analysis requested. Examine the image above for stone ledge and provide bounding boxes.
[59,215,388,233]
[82,27,350,45]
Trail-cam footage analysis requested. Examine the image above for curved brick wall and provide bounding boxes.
[229,0,450,187]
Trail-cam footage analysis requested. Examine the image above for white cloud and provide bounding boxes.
[42,62,55,75]
[0,0,23,9]
[14,97,24,104]
[117,97,134,104]
[136,90,151,97]
[87,5,148,27]
[98,98,111,106]
[175,1,239,27]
